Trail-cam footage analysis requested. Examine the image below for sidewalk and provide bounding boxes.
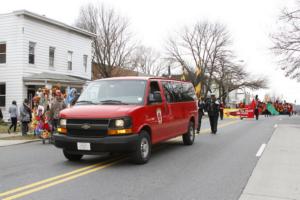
[239,123,300,200]
[0,132,40,147]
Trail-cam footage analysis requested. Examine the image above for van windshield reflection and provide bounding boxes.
[77,80,147,105]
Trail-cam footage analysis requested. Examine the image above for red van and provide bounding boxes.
[54,77,198,164]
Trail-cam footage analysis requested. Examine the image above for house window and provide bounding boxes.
[83,55,88,72]
[29,42,35,64]
[0,83,5,107]
[49,47,55,67]
[0,43,6,64]
[68,51,72,70]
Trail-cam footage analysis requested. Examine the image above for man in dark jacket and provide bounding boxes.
[19,99,31,136]
[197,96,205,134]
[205,94,220,134]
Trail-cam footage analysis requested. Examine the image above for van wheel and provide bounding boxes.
[182,121,195,145]
[63,150,83,161]
[132,131,151,164]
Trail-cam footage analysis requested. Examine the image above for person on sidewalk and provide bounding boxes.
[19,99,32,136]
[8,100,18,133]
[197,96,205,134]
[0,108,3,122]
[50,90,66,133]
[205,94,220,134]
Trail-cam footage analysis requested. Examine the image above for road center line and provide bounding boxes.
[0,120,239,199]
[0,156,122,198]
[256,144,266,157]
[2,158,127,200]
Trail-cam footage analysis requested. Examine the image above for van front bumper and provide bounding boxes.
[53,134,139,154]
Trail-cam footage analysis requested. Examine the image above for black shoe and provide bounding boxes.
[196,130,200,134]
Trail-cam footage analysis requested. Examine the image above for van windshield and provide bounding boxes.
[77,80,147,105]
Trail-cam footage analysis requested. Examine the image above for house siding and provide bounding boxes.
[0,12,93,121]
[0,13,24,120]
[21,16,92,79]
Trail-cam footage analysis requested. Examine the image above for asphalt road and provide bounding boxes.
[0,115,295,200]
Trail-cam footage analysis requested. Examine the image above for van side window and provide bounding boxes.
[182,82,197,101]
[148,81,162,103]
[150,81,160,93]
[162,81,174,103]
[172,82,183,102]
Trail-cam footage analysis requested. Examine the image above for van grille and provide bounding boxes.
[66,119,109,138]
[67,119,109,125]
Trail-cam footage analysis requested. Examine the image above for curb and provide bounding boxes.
[0,139,41,147]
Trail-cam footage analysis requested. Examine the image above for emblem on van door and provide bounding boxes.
[156,108,162,124]
[81,124,91,130]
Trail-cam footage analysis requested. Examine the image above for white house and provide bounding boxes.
[0,10,95,120]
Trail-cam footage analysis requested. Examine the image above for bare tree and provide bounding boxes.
[166,21,232,97]
[214,55,268,103]
[271,1,300,81]
[131,46,167,76]
[76,3,135,78]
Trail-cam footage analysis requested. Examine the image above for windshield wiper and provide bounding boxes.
[99,100,129,105]
[76,100,96,105]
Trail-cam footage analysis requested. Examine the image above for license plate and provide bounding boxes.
[77,142,91,151]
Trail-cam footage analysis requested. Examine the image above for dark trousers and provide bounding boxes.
[254,109,259,120]
[21,122,29,135]
[209,115,219,133]
[9,117,17,132]
[52,119,59,133]
[220,109,224,120]
[197,114,203,132]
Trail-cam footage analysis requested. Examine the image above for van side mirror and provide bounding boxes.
[148,91,162,104]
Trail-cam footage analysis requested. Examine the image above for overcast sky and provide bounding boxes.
[1,0,300,103]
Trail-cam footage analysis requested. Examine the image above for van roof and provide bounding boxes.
[94,76,191,82]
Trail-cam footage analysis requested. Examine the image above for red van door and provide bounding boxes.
[145,81,172,143]
[169,82,187,134]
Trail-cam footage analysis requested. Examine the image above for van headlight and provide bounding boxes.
[108,117,132,135]
[109,117,132,129]
[115,119,125,127]
[60,119,67,128]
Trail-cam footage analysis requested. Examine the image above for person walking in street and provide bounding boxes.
[197,96,205,134]
[219,100,224,120]
[50,90,66,133]
[254,95,260,120]
[205,94,220,134]
[19,99,32,136]
[8,100,18,133]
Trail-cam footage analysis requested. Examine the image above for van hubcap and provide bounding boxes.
[141,138,149,159]
[189,126,194,141]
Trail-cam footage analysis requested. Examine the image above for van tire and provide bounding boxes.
[182,121,195,145]
[63,150,83,161]
[132,131,151,164]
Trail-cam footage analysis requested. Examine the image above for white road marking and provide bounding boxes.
[274,124,278,128]
[256,144,266,157]
[279,118,282,121]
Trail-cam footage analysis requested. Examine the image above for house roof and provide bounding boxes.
[13,10,96,38]
[23,72,89,86]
